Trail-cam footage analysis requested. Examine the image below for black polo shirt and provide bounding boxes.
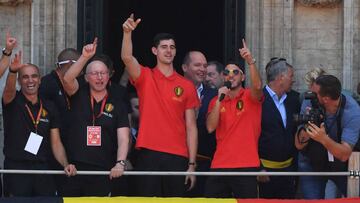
[2,91,61,162]
[66,84,129,170]
[39,71,87,140]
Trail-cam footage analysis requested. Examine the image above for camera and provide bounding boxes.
[293,92,324,126]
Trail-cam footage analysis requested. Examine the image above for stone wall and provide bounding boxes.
[0,0,77,167]
[246,0,360,92]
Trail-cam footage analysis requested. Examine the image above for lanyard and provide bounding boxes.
[25,100,43,133]
[55,70,70,110]
[90,93,108,126]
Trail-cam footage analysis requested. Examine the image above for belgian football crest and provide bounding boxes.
[105,103,114,112]
[41,109,48,117]
[236,100,243,110]
[174,86,184,97]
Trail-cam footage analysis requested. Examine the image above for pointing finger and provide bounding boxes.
[242,38,247,49]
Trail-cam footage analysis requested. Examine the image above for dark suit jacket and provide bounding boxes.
[259,88,300,164]
[197,86,217,158]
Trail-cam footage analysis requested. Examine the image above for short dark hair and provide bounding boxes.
[57,48,80,62]
[207,61,224,74]
[315,75,341,100]
[153,33,176,47]
[19,63,41,77]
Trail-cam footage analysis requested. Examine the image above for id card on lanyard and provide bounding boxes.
[87,94,108,146]
[24,101,43,155]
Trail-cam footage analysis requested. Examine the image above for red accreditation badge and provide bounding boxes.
[87,126,101,146]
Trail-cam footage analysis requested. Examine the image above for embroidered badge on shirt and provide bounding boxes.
[236,100,243,110]
[41,109,48,117]
[105,103,114,112]
[174,86,184,97]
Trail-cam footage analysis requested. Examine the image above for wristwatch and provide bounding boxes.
[2,48,11,57]
[248,58,256,65]
[116,160,126,166]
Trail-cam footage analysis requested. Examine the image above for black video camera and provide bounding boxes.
[293,92,324,127]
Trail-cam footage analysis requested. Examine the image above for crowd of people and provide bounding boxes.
[0,13,359,199]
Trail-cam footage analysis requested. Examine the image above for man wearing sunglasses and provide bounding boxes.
[38,48,81,195]
[258,57,300,199]
[205,39,263,198]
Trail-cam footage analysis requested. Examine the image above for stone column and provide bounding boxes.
[31,0,77,75]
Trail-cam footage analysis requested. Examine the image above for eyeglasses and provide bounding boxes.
[223,69,242,76]
[86,71,109,77]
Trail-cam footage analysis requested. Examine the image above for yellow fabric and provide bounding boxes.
[260,157,293,169]
[64,197,237,203]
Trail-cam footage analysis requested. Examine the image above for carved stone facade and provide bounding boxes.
[246,0,360,92]
[297,0,342,8]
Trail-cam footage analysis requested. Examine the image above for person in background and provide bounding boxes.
[205,60,224,89]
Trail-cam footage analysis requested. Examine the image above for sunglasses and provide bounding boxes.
[223,69,243,76]
[56,60,77,68]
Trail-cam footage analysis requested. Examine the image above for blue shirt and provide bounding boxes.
[265,85,287,127]
[300,94,360,146]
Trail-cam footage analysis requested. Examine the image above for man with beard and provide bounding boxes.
[121,14,199,197]
[205,39,263,198]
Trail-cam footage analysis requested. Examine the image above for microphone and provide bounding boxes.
[219,81,232,102]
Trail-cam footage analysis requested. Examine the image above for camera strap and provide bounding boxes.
[325,94,346,142]
[335,94,346,142]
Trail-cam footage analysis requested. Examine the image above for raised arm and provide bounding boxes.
[50,128,77,176]
[3,51,23,105]
[63,38,97,96]
[121,14,142,80]
[239,39,263,100]
[0,32,17,78]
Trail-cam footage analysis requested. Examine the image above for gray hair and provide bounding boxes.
[266,61,292,83]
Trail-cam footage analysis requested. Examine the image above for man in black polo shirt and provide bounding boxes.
[62,38,130,196]
[39,48,81,195]
[2,51,76,197]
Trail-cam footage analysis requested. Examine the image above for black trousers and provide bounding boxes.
[61,162,123,197]
[135,149,187,197]
[204,168,258,198]
[3,158,56,197]
[258,165,297,199]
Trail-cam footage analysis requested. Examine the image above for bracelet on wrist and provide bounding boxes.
[2,48,11,57]
[9,68,17,74]
[188,162,196,167]
[116,160,126,166]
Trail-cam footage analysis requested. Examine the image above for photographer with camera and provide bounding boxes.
[295,75,360,199]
